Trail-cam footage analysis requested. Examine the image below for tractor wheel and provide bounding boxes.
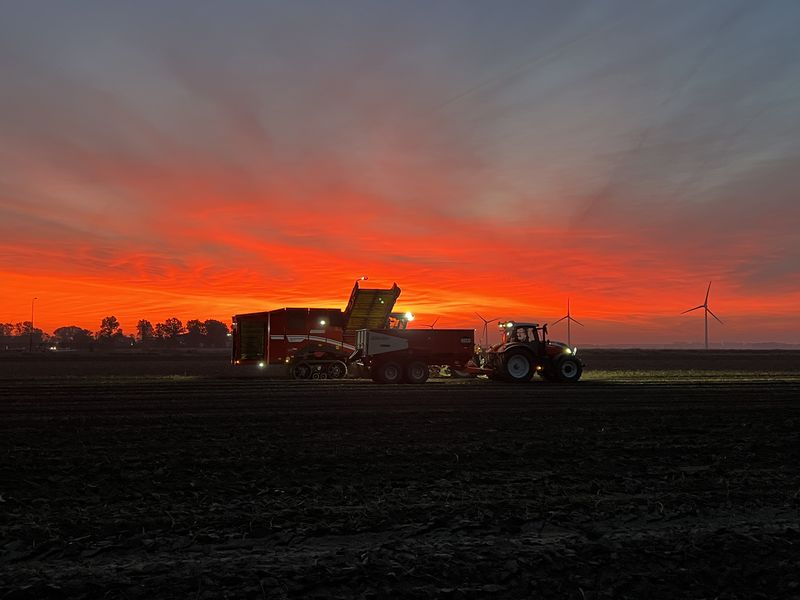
[405,361,429,384]
[291,362,311,379]
[374,360,404,384]
[556,357,583,383]
[327,361,348,379]
[502,349,534,382]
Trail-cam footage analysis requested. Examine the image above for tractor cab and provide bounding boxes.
[499,321,546,351]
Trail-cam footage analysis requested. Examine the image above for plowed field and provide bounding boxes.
[2,351,799,599]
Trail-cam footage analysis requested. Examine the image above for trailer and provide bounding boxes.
[353,328,475,383]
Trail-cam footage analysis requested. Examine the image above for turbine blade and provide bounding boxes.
[707,309,723,324]
[552,316,567,325]
[570,317,585,326]
[681,305,704,314]
[474,312,485,322]
[704,281,712,304]
[432,317,440,328]
[489,317,500,323]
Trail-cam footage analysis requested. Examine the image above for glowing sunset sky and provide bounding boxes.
[2,1,799,345]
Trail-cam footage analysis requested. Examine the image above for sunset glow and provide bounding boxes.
[3,2,799,345]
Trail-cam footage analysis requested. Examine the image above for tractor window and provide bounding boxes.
[513,327,528,343]
[526,327,540,343]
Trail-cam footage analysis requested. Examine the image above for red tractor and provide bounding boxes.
[477,321,583,383]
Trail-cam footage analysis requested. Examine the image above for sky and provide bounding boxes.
[2,1,799,346]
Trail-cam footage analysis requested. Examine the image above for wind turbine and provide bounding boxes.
[552,298,583,347]
[475,313,499,347]
[682,281,723,350]
[420,317,439,329]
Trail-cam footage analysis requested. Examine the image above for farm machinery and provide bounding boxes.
[473,321,583,383]
[231,282,583,383]
[231,281,402,379]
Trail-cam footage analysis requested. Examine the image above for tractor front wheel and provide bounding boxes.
[502,349,534,382]
[556,356,583,383]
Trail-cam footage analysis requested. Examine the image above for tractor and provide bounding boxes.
[478,321,583,383]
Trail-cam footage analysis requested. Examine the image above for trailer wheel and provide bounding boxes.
[405,361,429,384]
[291,362,311,379]
[327,361,347,379]
[375,360,404,384]
[556,356,583,383]
[502,349,534,382]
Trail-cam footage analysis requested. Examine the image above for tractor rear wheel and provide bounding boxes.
[405,361,429,384]
[502,349,534,382]
[556,357,583,383]
[374,360,404,384]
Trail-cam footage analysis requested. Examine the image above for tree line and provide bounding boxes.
[0,317,230,351]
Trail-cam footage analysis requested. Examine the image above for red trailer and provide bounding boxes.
[353,328,475,383]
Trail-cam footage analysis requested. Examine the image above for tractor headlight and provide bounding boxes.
[564,348,572,355]
[572,347,578,355]
[258,362,265,368]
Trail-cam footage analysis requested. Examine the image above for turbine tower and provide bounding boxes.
[552,298,583,347]
[475,313,499,347]
[681,281,723,350]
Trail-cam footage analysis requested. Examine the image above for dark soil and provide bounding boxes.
[1,352,799,599]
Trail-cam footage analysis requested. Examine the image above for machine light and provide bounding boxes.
[258,362,265,368]
[506,322,514,328]
[404,311,414,322]
[319,319,327,327]
[564,348,572,355]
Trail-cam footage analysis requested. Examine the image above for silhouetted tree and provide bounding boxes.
[186,319,206,335]
[0,323,12,336]
[163,317,184,338]
[13,321,32,336]
[155,317,184,346]
[98,316,121,339]
[184,319,205,347]
[11,321,46,349]
[204,319,230,348]
[136,319,154,343]
[53,326,94,350]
